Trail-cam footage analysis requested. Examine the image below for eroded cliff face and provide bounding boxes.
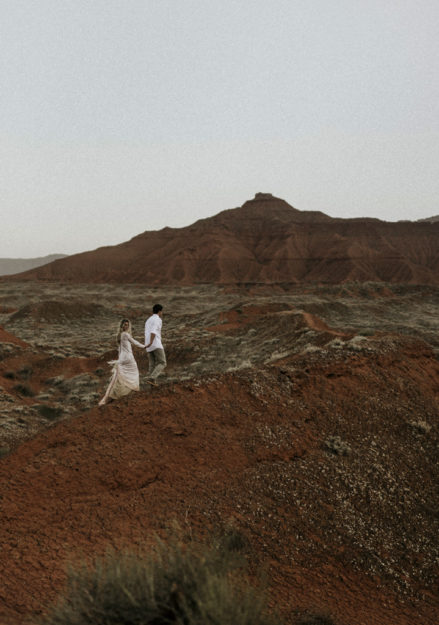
[7,194,439,285]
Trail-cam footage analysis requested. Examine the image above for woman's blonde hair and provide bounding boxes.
[116,318,132,344]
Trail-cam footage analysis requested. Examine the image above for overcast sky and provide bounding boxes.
[1,0,438,258]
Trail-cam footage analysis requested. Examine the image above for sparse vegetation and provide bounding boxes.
[408,420,432,434]
[324,436,351,456]
[36,404,63,421]
[1,281,438,624]
[38,533,281,625]
[213,519,250,554]
[0,445,10,458]
[294,616,336,625]
[12,383,35,397]
[18,364,33,379]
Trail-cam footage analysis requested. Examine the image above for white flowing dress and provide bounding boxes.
[100,331,144,403]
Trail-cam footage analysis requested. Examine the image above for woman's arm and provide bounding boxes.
[126,333,145,349]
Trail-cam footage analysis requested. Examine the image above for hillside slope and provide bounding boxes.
[0,330,438,625]
[8,194,439,285]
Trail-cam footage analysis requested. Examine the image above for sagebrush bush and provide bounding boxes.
[324,435,351,457]
[0,446,10,459]
[18,364,33,379]
[36,405,63,421]
[37,533,281,625]
[12,383,35,397]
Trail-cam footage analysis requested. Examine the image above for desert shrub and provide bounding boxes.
[295,616,336,625]
[0,446,10,459]
[18,364,33,379]
[324,435,351,456]
[213,520,250,554]
[45,375,65,386]
[226,359,253,372]
[357,328,375,336]
[408,420,432,434]
[0,344,18,360]
[3,371,16,379]
[38,533,281,625]
[12,383,35,397]
[36,405,63,421]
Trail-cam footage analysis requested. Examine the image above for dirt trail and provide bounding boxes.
[301,311,347,336]
[0,325,28,347]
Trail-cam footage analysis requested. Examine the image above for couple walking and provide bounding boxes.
[98,304,166,406]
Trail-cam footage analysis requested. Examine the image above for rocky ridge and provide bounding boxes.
[6,194,439,285]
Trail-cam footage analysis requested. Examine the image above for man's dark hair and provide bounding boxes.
[153,304,163,314]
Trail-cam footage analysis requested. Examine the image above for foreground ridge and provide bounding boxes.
[0,333,438,624]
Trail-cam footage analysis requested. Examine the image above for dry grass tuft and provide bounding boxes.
[37,531,283,625]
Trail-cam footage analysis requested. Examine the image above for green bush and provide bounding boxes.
[38,533,281,625]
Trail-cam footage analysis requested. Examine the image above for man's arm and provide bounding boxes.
[146,332,156,349]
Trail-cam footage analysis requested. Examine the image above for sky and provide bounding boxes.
[1,0,438,258]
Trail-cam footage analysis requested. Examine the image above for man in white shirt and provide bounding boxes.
[144,304,166,385]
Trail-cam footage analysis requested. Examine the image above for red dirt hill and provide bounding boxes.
[8,193,439,285]
[0,334,438,625]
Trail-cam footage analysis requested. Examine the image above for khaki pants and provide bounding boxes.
[147,348,166,379]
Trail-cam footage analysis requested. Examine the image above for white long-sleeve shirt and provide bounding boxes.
[144,313,163,352]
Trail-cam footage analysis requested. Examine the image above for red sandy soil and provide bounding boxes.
[0,330,438,624]
[0,326,28,347]
[0,351,108,404]
[206,303,347,339]
[6,194,439,285]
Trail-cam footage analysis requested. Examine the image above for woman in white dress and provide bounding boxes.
[98,319,145,406]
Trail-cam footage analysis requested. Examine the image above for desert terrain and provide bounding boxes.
[10,194,439,286]
[0,279,438,624]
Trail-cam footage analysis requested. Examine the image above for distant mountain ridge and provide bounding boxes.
[5,194,439,285]
[417,215,439,223]
[0,254,67,277]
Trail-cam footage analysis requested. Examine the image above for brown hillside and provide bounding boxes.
[0,282,438,624]
[0,332,438,625]
[8,193,439,285]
